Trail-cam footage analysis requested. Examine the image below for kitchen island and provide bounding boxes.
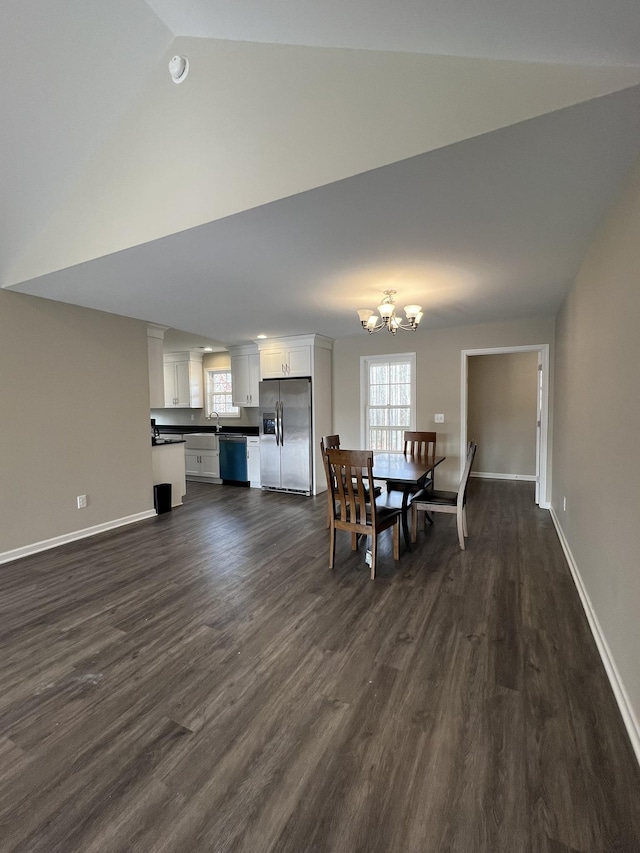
[151,439,186,508]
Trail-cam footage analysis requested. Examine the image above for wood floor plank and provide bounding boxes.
[0,479,639,852]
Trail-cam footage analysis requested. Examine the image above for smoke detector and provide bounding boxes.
[168,55,189,85]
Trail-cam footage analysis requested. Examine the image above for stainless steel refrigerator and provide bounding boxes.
[259,378,312,495]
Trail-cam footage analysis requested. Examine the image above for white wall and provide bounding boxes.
[553,153,640,751]
[332,315,554,494]
[0,289,154,560]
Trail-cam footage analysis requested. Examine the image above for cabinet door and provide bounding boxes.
[164,363,177,406]
[175,361,191,407]
[184,450,200,477]
[201,451,220,478]
[247,353,260,405]
[260,348,286,379]
[231,354,250,405]
[286,346,312,377]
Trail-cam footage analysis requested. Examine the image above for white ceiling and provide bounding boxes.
[3,1,640,348]
[146,0,640,66]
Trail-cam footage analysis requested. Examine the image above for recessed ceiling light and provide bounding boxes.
[203,347,213,352]
[256,334,267,339]
[168,55,189,85]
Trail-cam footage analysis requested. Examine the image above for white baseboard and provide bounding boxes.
[0,510,157,566]
[471,471,537,481]
[550,507,640,767]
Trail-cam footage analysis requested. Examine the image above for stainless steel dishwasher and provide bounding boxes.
[218,434,249,486]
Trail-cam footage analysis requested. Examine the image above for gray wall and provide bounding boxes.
[468,351,538,476]
[0,289,154,557]
[553,153,640,736]
[332,315,554,494]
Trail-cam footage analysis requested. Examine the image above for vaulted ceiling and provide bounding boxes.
[3,0,640,345]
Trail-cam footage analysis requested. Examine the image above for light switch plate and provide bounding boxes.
[435,414,445,423]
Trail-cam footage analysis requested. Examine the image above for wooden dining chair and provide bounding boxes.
[320,434,341,529]
[386,430,437,500]
[410,441,477,550]
[326,448,402,579]
[321,435,381,529]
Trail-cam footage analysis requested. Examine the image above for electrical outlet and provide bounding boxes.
[191,414,195,421]
[77,494,87,509]
[435,413,445,424]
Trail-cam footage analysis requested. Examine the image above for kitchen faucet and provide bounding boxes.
[207,410,220,431]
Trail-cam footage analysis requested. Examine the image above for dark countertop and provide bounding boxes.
[151,438,186,446]
[156,425,259,437]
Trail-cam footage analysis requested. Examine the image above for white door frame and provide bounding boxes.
[461,344,550,509]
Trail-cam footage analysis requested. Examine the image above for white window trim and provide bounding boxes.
[360,352,417,450]
[205,368,241,418]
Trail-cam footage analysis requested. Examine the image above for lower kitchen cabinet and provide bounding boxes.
[185,450,220,480]
[184,434,221,482]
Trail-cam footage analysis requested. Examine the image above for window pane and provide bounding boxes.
[389,407,411,427]
[369,408,388,427]
[369,364,388,385]
[389,383,410,405]
[369,384,389,406]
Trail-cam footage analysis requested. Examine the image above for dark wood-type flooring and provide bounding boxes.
[1,480,639,852]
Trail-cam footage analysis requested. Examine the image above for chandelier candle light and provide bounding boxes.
[357,290,423,334]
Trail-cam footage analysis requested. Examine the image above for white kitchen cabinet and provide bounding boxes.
[163,352,203,408]
[259,341,312,379]
[229,346,260,406]
[185,450,220,480]
[184,433,221,482]
[247,437,261,487]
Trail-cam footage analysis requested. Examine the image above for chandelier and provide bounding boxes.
[357,290,423,335]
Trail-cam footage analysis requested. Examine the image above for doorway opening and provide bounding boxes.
[461,345,550,508]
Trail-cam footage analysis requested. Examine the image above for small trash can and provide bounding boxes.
[153,482,172,514]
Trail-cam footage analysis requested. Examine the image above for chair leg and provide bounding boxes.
[392,518,400,561]
[329,523,336,568]
[456,510,466,550]
[370,534,377,580]
[411,505,418,544]
[462,506,468,537]
[351,532,358,551]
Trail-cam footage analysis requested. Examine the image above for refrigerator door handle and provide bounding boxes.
[280,401,284,446]
[275,400,281,446]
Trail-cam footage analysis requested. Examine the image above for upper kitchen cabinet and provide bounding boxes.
[163,352,203,408]
[229,345,260,406]
[258,335,331,380]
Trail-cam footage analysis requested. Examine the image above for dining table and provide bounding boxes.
[372,452,446,551]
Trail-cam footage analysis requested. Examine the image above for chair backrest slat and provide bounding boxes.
[403,431,436,457]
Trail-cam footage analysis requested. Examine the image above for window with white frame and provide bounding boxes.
[205,369,240,417]
[361,353,416,451]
